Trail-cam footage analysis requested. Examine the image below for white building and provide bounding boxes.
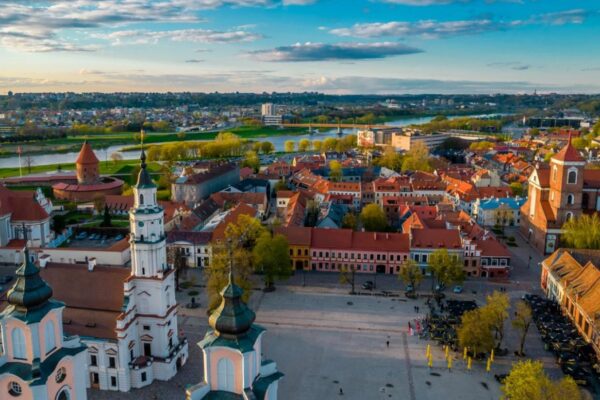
[0,247,88,400]
[37,151,189,393]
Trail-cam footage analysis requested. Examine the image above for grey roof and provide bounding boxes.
[135,150,156,189]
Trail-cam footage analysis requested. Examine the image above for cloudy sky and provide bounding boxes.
[1,0,599,94]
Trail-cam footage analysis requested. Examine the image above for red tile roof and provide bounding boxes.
[552,135,585,163]
[275,226,312,246]
[309,228,410,252]
[411,228,462,249]
[0,186,49,221]
[75,141,99,165]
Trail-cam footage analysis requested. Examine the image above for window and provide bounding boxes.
[568,169,577,184]
[11,328,26,359]
[565,212,573,222]
[141,372,147,382]
[110,376,117,388]
[90,355,97,366]
[217,358,234,391]
[44,320,56,354]
[109,357,116,369]
[140,194,144,205]
[143,325,150,331]
[567,194,575,205]
[8,381,22,397]
[55,367,66,383]
[56,388,70,400]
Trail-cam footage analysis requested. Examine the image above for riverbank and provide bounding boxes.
[0,159,162,180]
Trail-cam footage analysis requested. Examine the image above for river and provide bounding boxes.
[0,113,506,169]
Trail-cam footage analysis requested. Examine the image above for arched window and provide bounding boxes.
[566,212,573,222]
[217,357,234,392]
[44,320,56,354]
[139,194,144,205]
[567,194,575,205]
[11,328,26,359]
[568,169,577,184]
[55,387,70,400]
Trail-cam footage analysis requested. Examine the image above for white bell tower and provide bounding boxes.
[130,149,167,277]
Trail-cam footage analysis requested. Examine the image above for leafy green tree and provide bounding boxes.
[458,308,495,357]
[359,204,388,232]
[402,142,432,172]
[100,204,112,228]
[501,360,581,400]
[341,212,357,230]
[512,301,533,356]
[298,138,311,152]
[242,150,260,173]
[593,120,600,136]
[529,128,540,137]
[329,160,343,182]
[398,259,423,290]
[253,232,291,289]
[483,291,510,349]
[376,146,403,171]
[428,248,464,293]
[261,141,275,154]
[562,213,600,249]
[312,140,323,152]
[284,140,295,153]
[322,137,338,152]
[510,182,524,197]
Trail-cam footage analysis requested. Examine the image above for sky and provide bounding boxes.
[1,0,599,94]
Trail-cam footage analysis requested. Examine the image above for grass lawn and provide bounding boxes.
[0,160,162,179]
[0,126,310,157]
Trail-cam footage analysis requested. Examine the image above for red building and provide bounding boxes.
[53,141,124,202]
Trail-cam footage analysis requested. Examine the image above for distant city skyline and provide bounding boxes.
[1,0,599,94]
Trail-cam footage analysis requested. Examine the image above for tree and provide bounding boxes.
[100,204,112,227]
[359,204,388,232]
[329,160,343,182]
[339,264,358,294]
[207,215,266,311]
[510,182,524,197]
[110,152,123,164]
[482,291,510,350]
[428,248,464,293]
[562,213,600,249]
[52,214,66,234]
[261,141,275,154]
[322,137,338,152]
[242,150,260,173]
[312,140,323,152]
[501,360,581,400]
[529,128,540,137]
[458,308,495,357]
[402,142,432,172]
[284,140,295,153]
[169,247,188,292]
[24,155,35,174]
[398,259,423,290]
[376,146,403,171]
[298,138,311,152]
[341,212,357,230]
[512,301,533,356]
[592,120,600,136]
[274,179,287,192]
[252,232,291,289]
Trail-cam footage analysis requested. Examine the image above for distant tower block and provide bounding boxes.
[76,140,100,185]
[185,273,283,399]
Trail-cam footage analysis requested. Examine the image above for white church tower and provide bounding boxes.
[123,150,188,388]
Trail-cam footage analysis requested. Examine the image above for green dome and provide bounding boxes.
[7,249,53,312]
[208,274,256,339]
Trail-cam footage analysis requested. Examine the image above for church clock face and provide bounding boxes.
[138,221,145,227]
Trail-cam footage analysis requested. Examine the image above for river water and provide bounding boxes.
[0,113,505,169]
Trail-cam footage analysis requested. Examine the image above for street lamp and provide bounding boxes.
[527,256,532,269]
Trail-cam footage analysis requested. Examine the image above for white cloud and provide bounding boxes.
[93,29,262,45]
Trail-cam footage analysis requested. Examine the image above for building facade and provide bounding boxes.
[0,247,88,400]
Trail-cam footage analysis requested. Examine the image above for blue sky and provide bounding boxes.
[1,0,599,94]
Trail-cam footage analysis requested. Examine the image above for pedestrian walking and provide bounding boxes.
[339,388,344,396]
[386,340,390,348]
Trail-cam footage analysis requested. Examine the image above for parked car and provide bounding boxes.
[435,283,446,292]
[406,284,414,292]
[362,281,374,290]
[453,285,463,294]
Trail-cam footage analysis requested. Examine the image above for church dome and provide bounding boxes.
[208,274,256,339]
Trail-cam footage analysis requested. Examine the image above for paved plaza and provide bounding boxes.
[83,232,588,399]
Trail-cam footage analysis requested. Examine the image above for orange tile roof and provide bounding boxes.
[75,141,99,164]
[211,203,258,242]
[552,135,585,163]
[275,226,312,246]
[410,228,462,249]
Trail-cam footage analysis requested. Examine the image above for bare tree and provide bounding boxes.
[24,155,34,174]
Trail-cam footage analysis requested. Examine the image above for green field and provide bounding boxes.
[0,125,309,158]
[0,159,162,180]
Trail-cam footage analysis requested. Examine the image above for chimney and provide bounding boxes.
[373,232,377,240]
[39,254,50,268]
[88,257,97,271]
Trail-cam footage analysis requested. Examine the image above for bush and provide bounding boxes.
[188,290,199,297]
